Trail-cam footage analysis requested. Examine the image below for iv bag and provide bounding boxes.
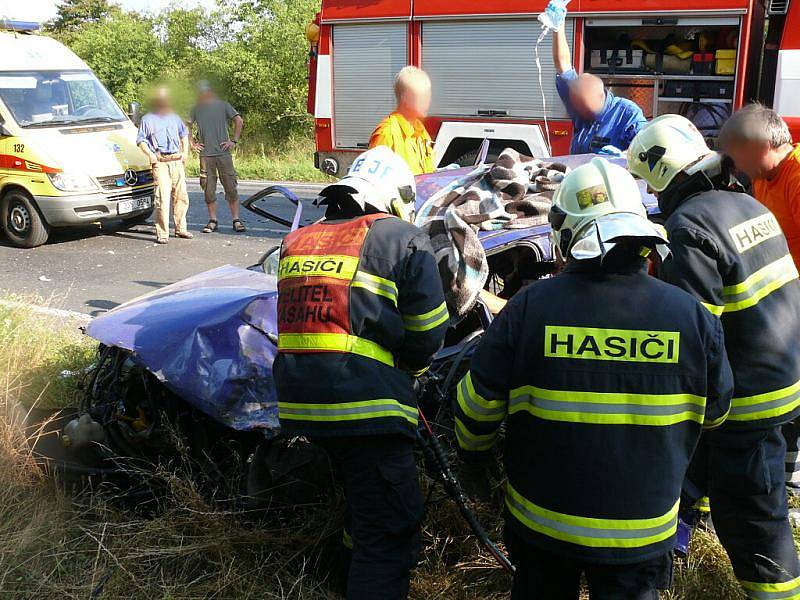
[538,0,570,32]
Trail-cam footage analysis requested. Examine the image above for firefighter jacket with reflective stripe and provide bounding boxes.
[658,187,800,429]
[454,259,734,564]
[274,214,449,439]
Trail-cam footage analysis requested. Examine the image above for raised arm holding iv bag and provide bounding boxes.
[534,0,571,155]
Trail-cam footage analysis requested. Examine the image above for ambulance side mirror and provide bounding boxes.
[128,102,142,126]
[0,119,11,137]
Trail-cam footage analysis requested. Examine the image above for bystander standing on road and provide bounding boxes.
[720,104,800,493]
[189,81,245,234]
[136,86,192,244]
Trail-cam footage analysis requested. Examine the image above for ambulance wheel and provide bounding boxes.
[1,189,49,248]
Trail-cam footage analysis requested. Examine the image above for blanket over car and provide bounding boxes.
[415,148,569,318]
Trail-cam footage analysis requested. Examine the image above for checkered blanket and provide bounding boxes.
[415,148,569,317]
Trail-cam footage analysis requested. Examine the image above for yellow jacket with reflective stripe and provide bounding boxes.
[274,214,448,439]
[369,111,435,175]
[455,259,733,563]
[658,186,800,429]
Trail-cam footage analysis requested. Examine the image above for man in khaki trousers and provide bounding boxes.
[136,87,192,244]
[190,81,245,234]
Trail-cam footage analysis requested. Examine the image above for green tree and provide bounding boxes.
[197,0,319,139]
[66,12,168,108]
[46,0,117,36]
[158,7,206,65]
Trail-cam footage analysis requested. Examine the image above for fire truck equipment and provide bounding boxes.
[590,49,645,72]
[715,49,737,74]
[693,53,715,75]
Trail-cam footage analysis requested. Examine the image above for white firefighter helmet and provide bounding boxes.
[549,157,668,261]
[627,114,712,192]
[318,146,417,221]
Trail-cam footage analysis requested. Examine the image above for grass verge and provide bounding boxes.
[184,136,334,183]
[0,298,784,598]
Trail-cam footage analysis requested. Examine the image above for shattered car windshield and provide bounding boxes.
[0,70,126,128]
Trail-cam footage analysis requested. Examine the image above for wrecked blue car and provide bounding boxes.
[65,154,657,507]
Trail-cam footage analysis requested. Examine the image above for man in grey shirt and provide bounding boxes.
[190,81,245,233]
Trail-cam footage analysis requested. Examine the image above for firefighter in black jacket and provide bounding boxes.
[274,146,448,600]
[629,114,800,600]
[456,157,734,599]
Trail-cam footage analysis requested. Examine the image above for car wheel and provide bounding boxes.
[1,189,49,248]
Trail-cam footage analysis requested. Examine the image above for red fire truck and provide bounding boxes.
[306,0,800,177]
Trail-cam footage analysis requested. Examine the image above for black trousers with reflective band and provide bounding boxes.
[318,435,423,600]
[504,529,673,600]
[782,419,800,488]
[687,425,800,589]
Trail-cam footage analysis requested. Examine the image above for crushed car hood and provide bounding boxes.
[86,265,280,432]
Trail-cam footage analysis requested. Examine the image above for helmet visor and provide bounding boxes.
[570,213,670,261]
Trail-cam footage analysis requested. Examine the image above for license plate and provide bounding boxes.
[118,196,152,215]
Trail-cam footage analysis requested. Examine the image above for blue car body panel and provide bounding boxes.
[87,266,282,432]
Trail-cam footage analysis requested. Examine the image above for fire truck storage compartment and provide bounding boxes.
[421,18,575,120]
[582,16,739,132]
[332,23,408,149]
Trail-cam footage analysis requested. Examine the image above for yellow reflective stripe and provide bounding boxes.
[704,405,730,430]
[278,254,359,280]
[457,371,507,422]
[693,496,711,513]
[702,302,725,316]
[505,482,679,549]
[722,255,794,295]
[402,301,450,332]
[279,399,418,425]
[509,386,706,426]
[278,333,394,366]
[728,379,800,422]
[722,255,798,313]
[455,417,498,451]
[408,365,429,378]
[740,575,800,600]
[351,270,398,305]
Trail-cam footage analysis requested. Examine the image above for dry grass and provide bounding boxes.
[0,298,784,598]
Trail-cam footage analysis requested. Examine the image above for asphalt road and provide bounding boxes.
[0,179,326,316]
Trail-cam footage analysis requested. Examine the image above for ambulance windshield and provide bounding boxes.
[0,70,126,128]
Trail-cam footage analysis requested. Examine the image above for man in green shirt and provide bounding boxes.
[190,81,245,233]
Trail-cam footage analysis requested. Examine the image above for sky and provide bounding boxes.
[0,0,216,24]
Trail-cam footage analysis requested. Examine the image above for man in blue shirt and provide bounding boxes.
[553,26,647,154]
[136,86,192,244]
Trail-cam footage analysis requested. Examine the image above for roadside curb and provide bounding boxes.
[0,300,90,323]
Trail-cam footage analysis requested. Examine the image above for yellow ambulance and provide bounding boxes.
[0,21,154,248]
